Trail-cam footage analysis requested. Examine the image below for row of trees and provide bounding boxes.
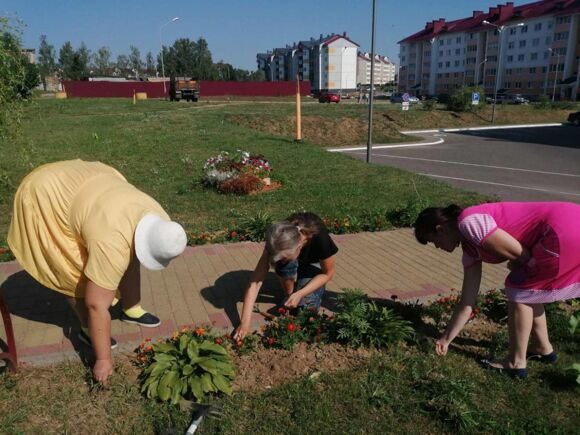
[37,36,264,89]
[1,19,40,138]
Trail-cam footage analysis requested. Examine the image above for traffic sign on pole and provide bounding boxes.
[472,92,480,105]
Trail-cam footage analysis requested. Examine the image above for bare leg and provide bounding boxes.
[528,304,554,355]
[278,275,296,297]
[506,301,534,369]
[67,296,89,328]
[118,255,141,310]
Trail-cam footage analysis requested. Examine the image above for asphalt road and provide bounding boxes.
[338,125,580,202]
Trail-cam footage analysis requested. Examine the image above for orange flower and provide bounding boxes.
[194,327,206,336]
[287,323,297,332]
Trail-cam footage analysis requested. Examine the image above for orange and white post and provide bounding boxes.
[295,75,302,142]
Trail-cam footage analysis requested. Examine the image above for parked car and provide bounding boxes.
[390,93,420,103]
[568,111,580,126]
[318,93,341,103]
[508,94,530,104]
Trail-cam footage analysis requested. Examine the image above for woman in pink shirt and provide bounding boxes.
[414,202,580,378]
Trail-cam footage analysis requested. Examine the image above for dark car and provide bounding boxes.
[567,111,580,126]
[318,93,341,103]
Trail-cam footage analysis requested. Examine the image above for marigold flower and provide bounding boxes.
[194,327,206,336]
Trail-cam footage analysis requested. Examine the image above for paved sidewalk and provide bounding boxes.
[0,229,507,366]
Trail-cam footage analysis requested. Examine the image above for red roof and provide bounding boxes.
[323,34,360,47]
[399,0,580,44]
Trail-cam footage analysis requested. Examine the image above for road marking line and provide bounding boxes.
[419,173,580,197]
[328,138,444,152]
[401,123,563,134]
[349,153,580,178]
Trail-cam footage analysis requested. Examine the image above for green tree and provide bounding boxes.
[58,41,75,79]
[115,54,130,76]
[129,45,142,78]
[145,51,155,76]
[77,42,91,76]
[37,34,55,90]
[0,19,26,138]
[193,37,216,80]
[94,46,111,75]
[446,86,485,112]
[249,69,266,81]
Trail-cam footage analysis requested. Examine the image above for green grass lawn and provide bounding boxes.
[1,305,578,434]
[0,98,490,247]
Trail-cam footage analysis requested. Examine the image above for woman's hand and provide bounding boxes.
[435,338,450,356]
[93,358,114,384]
[284,291,304,309]
[232,322,250,341]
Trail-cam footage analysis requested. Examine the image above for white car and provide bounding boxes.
[408,96,420,103]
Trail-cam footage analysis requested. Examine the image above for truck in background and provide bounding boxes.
[169,77,199,102]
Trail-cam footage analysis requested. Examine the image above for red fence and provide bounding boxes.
[62,80,311,98]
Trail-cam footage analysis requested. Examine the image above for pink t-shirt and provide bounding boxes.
[458,202,562,268]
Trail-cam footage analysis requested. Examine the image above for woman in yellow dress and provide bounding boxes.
[8,159,187,383]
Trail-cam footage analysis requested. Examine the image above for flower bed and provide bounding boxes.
[202,150,274,195]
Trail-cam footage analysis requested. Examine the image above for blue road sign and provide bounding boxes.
[402,93,410,102]
[472,92,480,105]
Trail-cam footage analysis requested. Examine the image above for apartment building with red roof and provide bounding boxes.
[398,0,580,100]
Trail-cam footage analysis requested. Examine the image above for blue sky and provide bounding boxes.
[2,0,527,70]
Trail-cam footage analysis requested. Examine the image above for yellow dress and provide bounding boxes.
[7,160,169,298]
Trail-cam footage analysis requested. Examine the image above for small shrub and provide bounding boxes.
[228,210,274,242]
[330,289,414,348]
[423,99,437,111]
[534,94,551,109]
[477,289,507,323]
[261,306,333,350]
[387,197,428,228]
[137,327,235,405]
[446,87,485,112]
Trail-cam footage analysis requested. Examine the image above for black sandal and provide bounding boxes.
[526,351,557,363]
[480,359,528,379]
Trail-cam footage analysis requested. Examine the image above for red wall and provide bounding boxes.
[63,81,167,98]
[62,80,310,98]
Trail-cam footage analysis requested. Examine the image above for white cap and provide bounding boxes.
[135,214,187,271]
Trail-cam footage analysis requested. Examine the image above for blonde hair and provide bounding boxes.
[265,212,324,263]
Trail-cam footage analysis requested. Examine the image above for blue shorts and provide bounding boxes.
[275,260,325,309]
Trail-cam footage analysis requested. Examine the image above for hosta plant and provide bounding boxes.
[137,327,235,405]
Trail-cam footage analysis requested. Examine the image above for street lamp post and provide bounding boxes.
[159,17,180,98]
[482,20,524,123]
[548,48,561,102]
[366,0,376,164]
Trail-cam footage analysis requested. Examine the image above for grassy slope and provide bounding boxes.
[0,99,489,243]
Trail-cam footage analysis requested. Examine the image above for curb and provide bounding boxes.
[328,138,444,153]
[401,122,563,134]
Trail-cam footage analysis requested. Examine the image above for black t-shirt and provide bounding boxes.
[298,228,338,266]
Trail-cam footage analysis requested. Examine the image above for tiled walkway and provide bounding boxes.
[0,229,507,366]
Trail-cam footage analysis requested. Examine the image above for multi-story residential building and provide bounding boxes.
[398,0,580,100]
[356,52,397,86]
[21,48,36,64]
[257,32,359,91]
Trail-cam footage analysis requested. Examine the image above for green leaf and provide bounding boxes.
[211,373,233,395]
[153,342,177,353]
[199,341,228,355]
[158,370,179,402]
[569,315,579,335]
[198,358,220,375]
[200,372,216,393]
[182,364,194,376]
[187,340,200,360]
[154,353,176,364]
[146,379,159,399]
[179,334,191,352]
[171,379,184,405]
[189,376,204,400]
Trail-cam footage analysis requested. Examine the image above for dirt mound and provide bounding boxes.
[230,115,404,147]
[231,342,373,392]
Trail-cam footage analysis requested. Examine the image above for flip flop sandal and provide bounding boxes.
[480,358,528,379]
[526,351,557,363]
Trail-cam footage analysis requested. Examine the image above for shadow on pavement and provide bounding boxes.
[456,125,579,149]
[1,270,95,366]
[200,270,341,328]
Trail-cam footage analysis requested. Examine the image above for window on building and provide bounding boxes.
[447,38,451,45]
[532,38,540,47]
[437,73,442,78]
[548,21,553,29]
[486,68,496,75]
[438,62,443,68]
[529,67,536,73]
[515,68,523,73]
[439,50,443,56]
[556,16,571,24]
[508,41,515,49]
[554,32,569,41]
[439,39,444,46]
[519,40,526,48]
[445,61,450,67]
[534,23,542,31]
[454,60,460,67]
[469,33,475,40]
[544,51,549,59]
[517,54,525,62]
[505,81,511,88]
[507,55,514,62]
[515,82,522,88]
[527,81,533,88]
[455,48,460,55]
[545,36,551,44]
[401,56,406,62]
[445,72,450,78]
[505,68,512,75]
[446,49,451,55]
[521,25,528,33]
[488,43,498,50]
[454,72,459,77]
[487,55,497,62]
